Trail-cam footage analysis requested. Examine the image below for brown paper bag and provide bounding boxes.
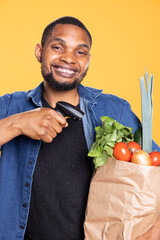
[84,157,160,240]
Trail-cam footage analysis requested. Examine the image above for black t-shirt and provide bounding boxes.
[24,97,93,240]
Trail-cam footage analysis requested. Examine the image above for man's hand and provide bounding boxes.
[0,107,68,145]
[136,215,160,240]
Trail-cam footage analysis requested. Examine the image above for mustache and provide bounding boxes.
[40,62,89,91]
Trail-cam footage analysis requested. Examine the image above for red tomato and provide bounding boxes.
[131,150,151,166]
[113,142,131,162]
[127,141,141,153]
[149,151,160,166]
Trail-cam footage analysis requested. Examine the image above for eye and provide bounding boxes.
[53,46,60,49]
[77,50,87,56]
[51,45,63,51]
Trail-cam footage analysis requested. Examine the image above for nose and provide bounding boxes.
[59,51,76,64]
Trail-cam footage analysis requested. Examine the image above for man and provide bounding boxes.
[0,16,159,240]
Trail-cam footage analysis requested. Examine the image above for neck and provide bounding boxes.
[43,81,80,108]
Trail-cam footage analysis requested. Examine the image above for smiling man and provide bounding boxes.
[39,24,90,91]
[0,16,159,240]
[38,23,90,93]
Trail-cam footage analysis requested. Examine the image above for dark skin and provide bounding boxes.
[0,24,91,146]
[0,23,160,239]
[35,24,91,108]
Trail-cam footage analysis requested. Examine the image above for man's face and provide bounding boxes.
[37,24,91,91]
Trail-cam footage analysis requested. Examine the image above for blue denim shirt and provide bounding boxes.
[0,82,159,240]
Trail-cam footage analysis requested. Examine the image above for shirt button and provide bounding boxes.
[25,182,29,187]
[29,161,33,165]
[20,225,24,229]
[23,203,27,208]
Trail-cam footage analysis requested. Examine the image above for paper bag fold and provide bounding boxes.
[84,157,160,240]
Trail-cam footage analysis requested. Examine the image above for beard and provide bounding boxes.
[41,65,88,91]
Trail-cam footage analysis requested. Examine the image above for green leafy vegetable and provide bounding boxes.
[134,128,142,146]
[88,116,134,168]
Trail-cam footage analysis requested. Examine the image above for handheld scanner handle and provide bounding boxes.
[54,101,84,120]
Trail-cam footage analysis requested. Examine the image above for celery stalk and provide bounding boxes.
[140,70,153,153]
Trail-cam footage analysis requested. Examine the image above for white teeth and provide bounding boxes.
[56,67,74,74]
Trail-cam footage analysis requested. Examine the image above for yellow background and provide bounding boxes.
[0,0,159,145]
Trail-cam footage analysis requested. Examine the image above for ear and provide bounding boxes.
[35,43,42,63]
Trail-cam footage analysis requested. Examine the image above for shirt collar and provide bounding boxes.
[78,84,102,103]
[27,81,103,106]
[27,82,43,107]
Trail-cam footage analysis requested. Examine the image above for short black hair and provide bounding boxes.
[41,16,92,48]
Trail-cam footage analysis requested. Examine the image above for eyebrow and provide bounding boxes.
[51,37,90,50]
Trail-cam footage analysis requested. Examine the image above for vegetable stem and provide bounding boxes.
[140,70,153,153]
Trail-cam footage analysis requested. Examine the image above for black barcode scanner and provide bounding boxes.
[54,101,84,120]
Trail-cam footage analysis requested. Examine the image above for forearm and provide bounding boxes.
[0,114,22,146]
[0,108,68,146]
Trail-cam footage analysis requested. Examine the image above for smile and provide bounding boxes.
[52,65,79,79]
[56,67,75,74]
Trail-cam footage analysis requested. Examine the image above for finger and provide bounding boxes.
[43,122,58,139]
[48,116,68,131]
[64,121,69,128]
[46,109,69,128]
[50,120,64,133]
[40,127,57,143]
[41,134,54,143]
[51,110,67,126]
[36,122,55,141]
